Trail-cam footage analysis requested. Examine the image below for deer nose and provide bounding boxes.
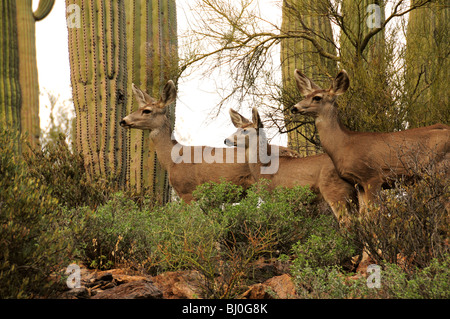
[291,106,298,114]
[119,119,127,126]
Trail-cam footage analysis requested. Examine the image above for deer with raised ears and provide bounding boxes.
[224,107,358,227]
[291,70,450,208]
[120,81,255,203]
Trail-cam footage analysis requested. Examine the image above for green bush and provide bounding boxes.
[195,179,318,253]
[292,255,450,299]
[67,193,221,272]
[0,130,71,298]
[291,214,357,269]
[349,160,449,268]
[25,134,110,208]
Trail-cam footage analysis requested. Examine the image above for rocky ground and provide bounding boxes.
[58,257,371,299]
[58,259,300,299]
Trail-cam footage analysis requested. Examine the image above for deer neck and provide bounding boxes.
[149,119,177,171]
[315,105,349,162]
[245,130,270,179]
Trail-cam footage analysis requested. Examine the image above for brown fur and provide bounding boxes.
[226,108,358,227]
[120,81,255,203]
[292,69,450,207]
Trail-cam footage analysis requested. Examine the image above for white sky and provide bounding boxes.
[35,0,285,147]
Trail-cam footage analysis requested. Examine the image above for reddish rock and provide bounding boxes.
[151,270,204,299]
[91,281,163,299]
[242,274,296,299]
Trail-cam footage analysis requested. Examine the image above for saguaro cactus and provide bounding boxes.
[405,0,449,127]
[125,0,178,202]
[340,0,386,62]
[0,1,21,135]
[66,0,178,201]
[281,0,337,155]
[0,0,54,150]
[16,0,55,149]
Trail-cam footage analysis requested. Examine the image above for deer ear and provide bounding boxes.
[330,70,349,95]
[294,69,321,96]
[132,83,156,106]
[159,80,177,108]
[229,109,251,128]
[252,107,264,129]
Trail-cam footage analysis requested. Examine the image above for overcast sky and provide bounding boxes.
[35,0,285,147]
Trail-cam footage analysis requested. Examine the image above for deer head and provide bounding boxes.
[224,107,264,148]
[120,80,176,130]
[291,69,349,117]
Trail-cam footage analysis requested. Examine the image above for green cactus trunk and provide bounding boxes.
[0,0,21,138]
[405,0,449,127]
[281,0,337,155]
[340,0,386,63]
[66,0,177,202]
[15,0,55,150]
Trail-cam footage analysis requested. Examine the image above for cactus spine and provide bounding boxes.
[66,0,178,201]
[281,0,337,155]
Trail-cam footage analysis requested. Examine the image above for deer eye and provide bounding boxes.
[313,96,322,102]
[142,109,152,114]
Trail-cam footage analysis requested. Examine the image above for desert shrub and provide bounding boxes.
[380,255,450,299]
[349,159,449,268]
[291,214,357,269]
[0,130,71,298]
[25,134,111,208]
[68,180,319,297]
[292,254,450,299]
[67,193,221,272]
[195,179,319,253]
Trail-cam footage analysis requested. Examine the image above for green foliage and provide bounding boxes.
[380,255,450,299]
[291,215,357,269]
[349,161,449,268]
[292,255,450,299]
[0,129,70,298]
[25,134,110,209]
[195,179,318,252]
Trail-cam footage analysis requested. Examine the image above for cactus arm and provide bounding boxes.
[33,0,55,21]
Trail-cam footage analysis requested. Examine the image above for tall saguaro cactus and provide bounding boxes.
[0,0,54,150]
[16,0,55,149]
[0,1,21,135]
[281,0,337,155]
[405,0,449,127]
[66,0,178,201]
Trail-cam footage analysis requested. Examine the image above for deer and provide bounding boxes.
[224,107,358,227]
[120,80,256,203]
[291,69,450,209]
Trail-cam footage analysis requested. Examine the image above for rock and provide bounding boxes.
[59,287,90,299]
[91,281,163,299]
[151,270,204,299]
[242,274,296,299]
